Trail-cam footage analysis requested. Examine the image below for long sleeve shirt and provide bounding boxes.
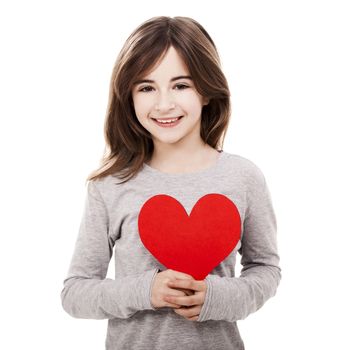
[60,150,281,350]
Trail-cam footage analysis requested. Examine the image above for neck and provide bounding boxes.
[148,142,219,174]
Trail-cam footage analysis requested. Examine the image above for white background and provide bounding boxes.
[1,0,349,349]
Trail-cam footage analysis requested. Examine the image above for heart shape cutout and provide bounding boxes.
[138,194,241,280]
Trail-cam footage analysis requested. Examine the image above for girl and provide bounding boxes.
[61,16,281,350]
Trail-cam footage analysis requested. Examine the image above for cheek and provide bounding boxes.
[132,96,150,117]
[181,93,204,115]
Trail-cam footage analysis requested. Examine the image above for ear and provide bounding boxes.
[203,97,210,106]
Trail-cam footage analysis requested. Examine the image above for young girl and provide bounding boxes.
[61,16,281,350]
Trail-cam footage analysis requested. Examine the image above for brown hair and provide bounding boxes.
[86,16,231,185]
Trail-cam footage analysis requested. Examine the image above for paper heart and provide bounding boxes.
[138,194,241,280]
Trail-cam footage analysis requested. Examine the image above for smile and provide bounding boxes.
[151,116,184,127]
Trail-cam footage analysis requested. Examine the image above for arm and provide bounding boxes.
[60,180,159,320]
[197,171,281,323]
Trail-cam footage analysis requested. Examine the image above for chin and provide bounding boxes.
[152,134,185,145]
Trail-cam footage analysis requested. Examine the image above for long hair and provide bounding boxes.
[86,16,231,185]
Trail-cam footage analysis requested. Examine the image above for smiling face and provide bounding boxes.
[131,46,209,149]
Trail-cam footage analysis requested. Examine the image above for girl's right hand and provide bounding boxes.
[150,269,195,309]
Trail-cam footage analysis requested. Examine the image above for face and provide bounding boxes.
[131,46,209,148]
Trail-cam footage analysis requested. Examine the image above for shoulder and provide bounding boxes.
[223,151,267,187]
[86,174,122,197]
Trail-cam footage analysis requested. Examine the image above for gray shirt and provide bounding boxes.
[60,150,281,349]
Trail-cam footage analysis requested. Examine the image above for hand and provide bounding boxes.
[165,278,207,321]
[150,269,195,309]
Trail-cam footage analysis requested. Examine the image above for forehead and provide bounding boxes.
[139,46,189,81]
[133,75,193,86]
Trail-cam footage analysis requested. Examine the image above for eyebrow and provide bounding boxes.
[133,75,193,85]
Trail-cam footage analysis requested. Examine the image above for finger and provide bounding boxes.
[168,279,205,292]
[165,302,183,309]
[174,305,201,318]
[153,301,182,309]
[168,286,195,296]
[171,270,194,280]
[168,289,191,297]
[164,294,199,307]
[181,288,195,296]
[188,315,199,321]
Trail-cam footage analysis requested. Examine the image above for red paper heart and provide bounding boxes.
[138,194,241,280]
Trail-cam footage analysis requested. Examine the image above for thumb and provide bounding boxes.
[171,270,194,280]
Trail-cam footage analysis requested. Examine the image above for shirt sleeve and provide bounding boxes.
[197,171,281,323]
[60,180,159,320]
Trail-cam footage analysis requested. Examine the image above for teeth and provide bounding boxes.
[155,117,180,124]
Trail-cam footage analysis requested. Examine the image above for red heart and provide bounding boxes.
[138,194,241,280]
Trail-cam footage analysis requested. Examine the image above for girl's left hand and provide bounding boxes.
[165,279,207,321]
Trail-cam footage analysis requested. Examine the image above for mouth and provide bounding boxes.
[151,116,184,128]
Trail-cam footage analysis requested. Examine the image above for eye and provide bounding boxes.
[138,84,189,93]
[175,84,189,90]
[139,85,154,92]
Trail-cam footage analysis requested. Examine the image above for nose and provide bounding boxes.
[155,90,175,111]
